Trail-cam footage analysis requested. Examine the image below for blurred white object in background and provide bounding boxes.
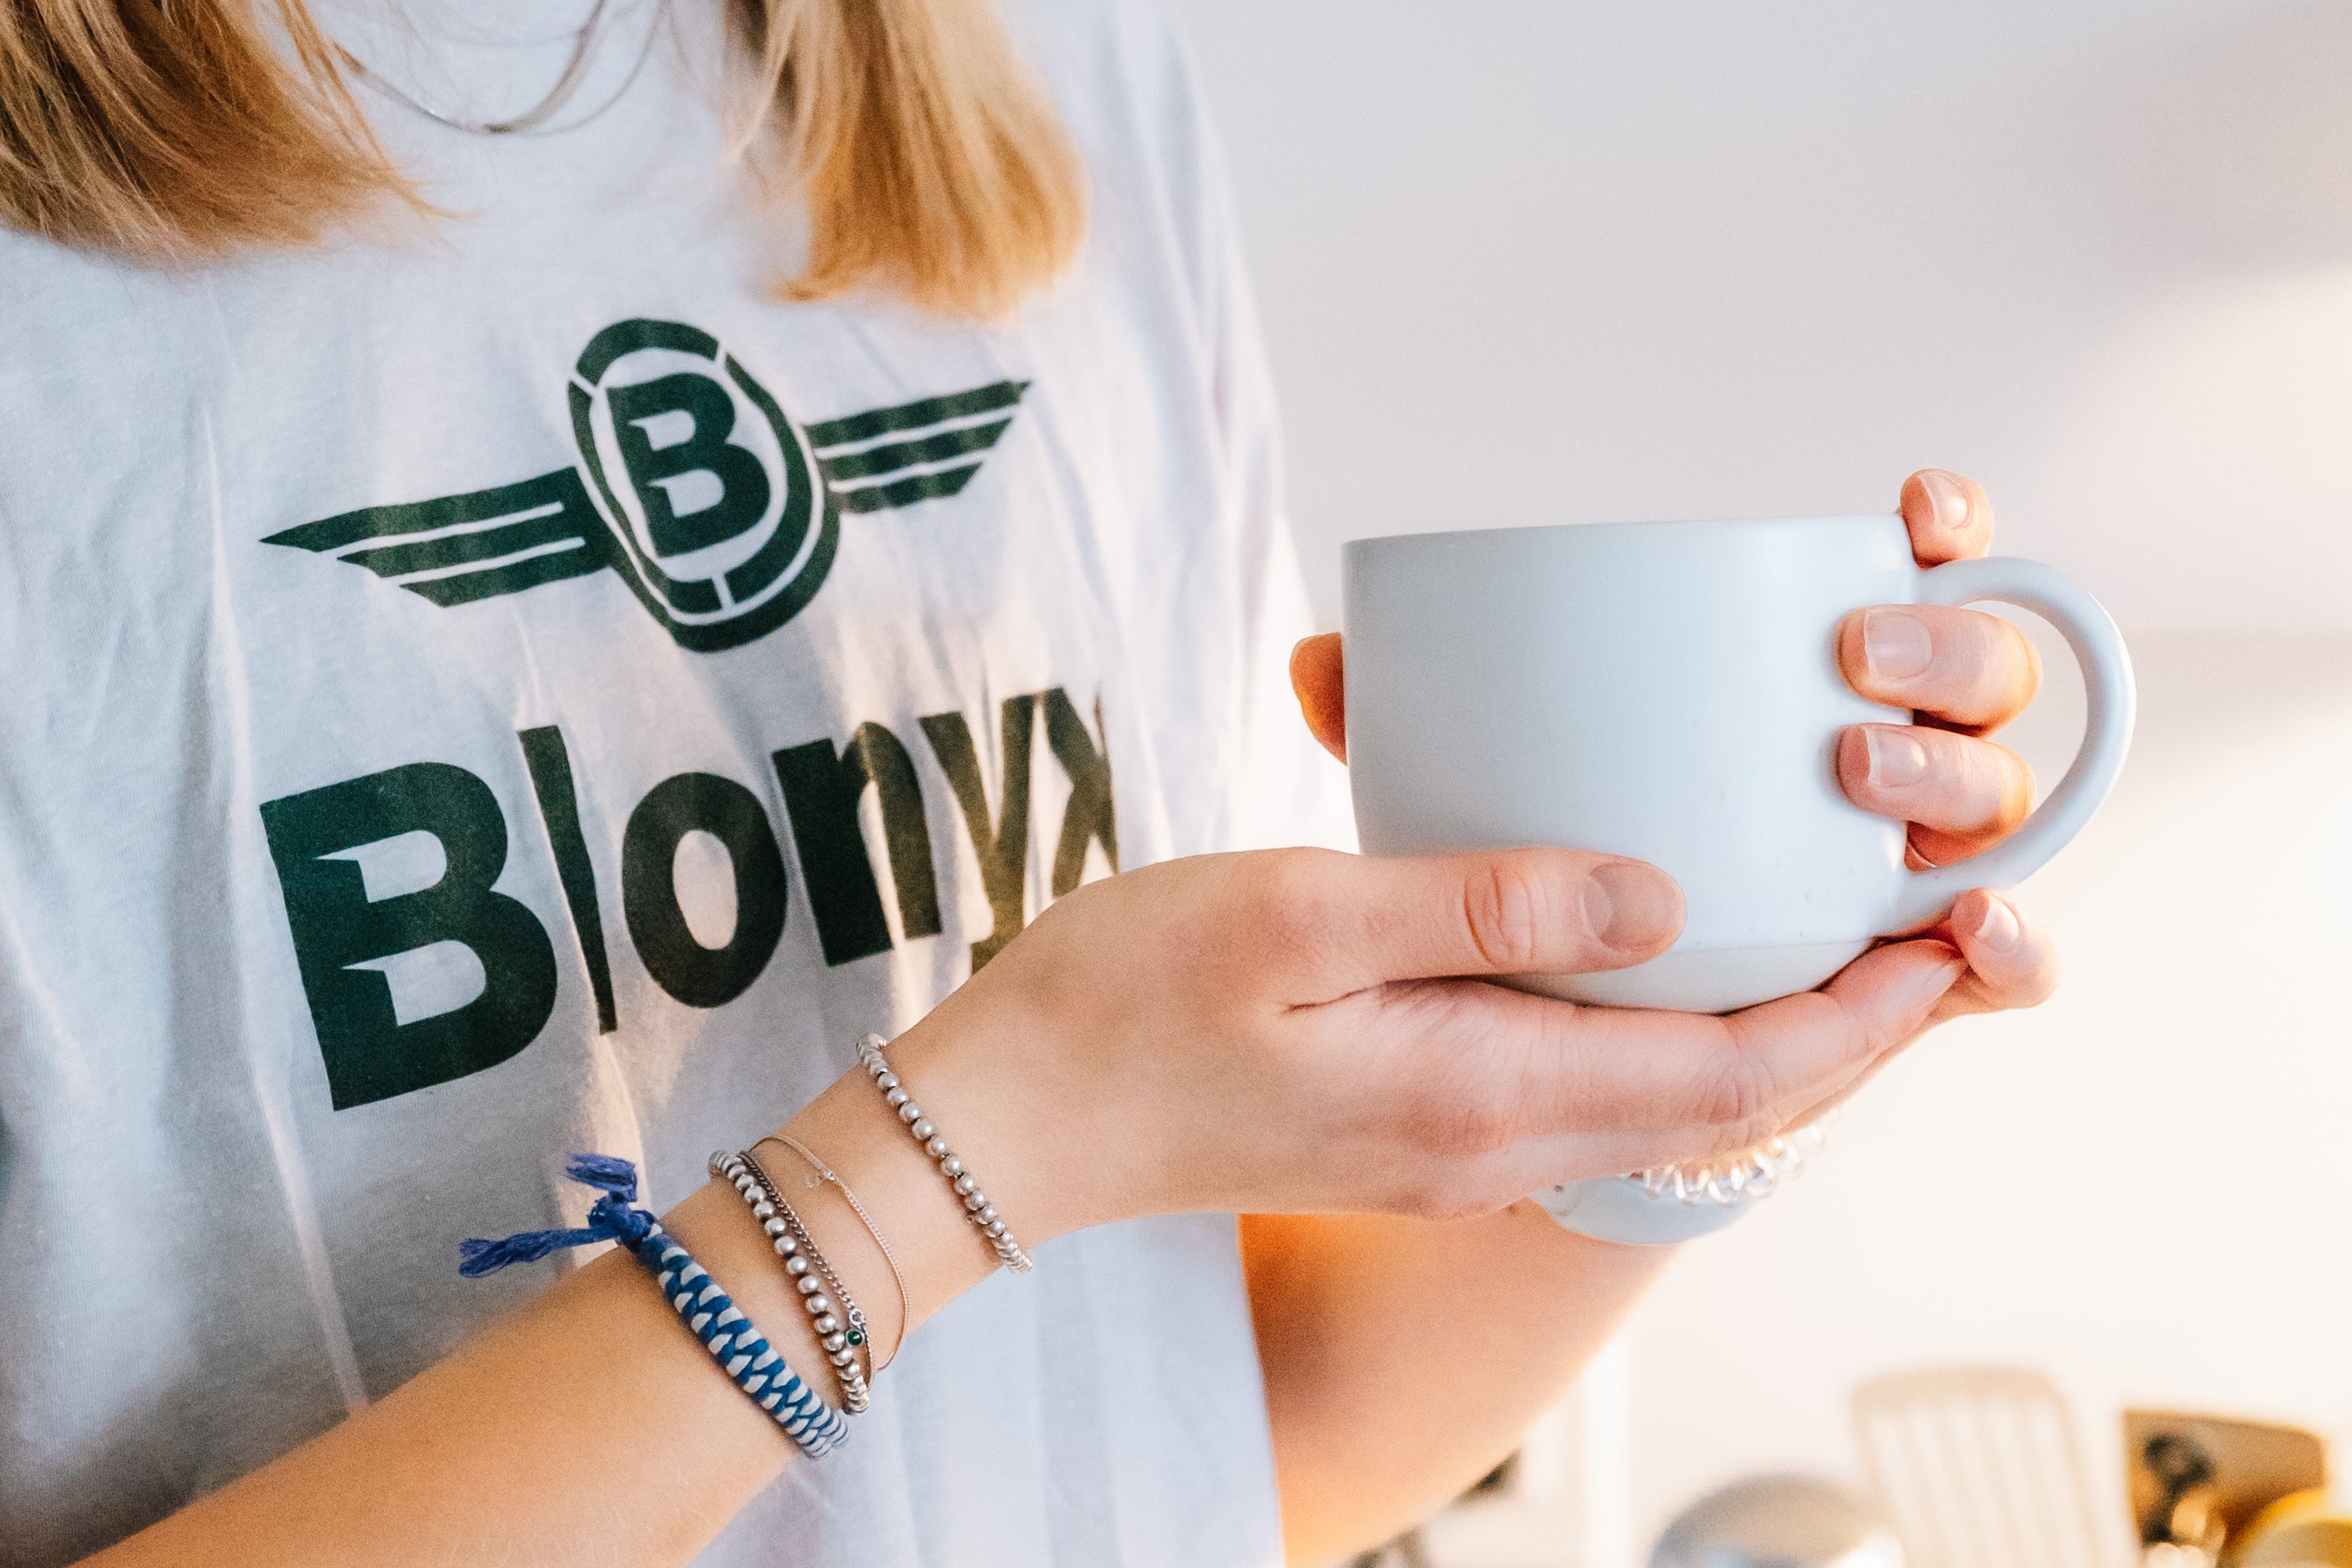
[1647,1474,1904,1568]
[1852,1367,2120,1568]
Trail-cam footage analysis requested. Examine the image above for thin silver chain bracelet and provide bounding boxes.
[759,1133,912,1372]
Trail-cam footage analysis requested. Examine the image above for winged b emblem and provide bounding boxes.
[264,318,1027,653]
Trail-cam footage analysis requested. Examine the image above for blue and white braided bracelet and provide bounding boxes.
[636,1226,848,1456]
[460,1153,849,1459]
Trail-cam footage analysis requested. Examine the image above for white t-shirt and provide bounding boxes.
[0,2,1346,1561]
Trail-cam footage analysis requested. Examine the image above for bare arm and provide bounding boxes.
[83,1066,1016,1568]
[1246,1209,1667,1564]
[83,839,1978,1567]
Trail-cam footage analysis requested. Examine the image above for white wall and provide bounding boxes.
[1165,1,2352,1560]
[1173,0,2352,635]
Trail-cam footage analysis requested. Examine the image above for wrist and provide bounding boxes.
[656,1177,826,1386]
[878,987,1129,1243]
[740,1014,1078,1355]
[664,994,1102,1410]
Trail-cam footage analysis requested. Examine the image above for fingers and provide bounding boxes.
[1396,938,1966,1172]
[1837,604,2042,732]
[1898,469,1993,563]
[1837,724,2033,861]
[1290,634,1346,762]
[1665,939,1964,1143]
[1933,889,2060,1017]
[1369,895,2047,1209]
[1310,847,1684,993]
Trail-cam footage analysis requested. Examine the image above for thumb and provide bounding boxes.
[1319,847,1684,993]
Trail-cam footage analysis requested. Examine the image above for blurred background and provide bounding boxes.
[1162,2,2352,1564]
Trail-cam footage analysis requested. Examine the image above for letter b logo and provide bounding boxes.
[608,372,773,558]
[261,763,557,1110]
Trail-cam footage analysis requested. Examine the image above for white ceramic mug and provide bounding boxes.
[1343,515,2135,1015]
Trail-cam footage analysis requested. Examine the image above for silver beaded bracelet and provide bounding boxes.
[856,1033,1032,1274]
[712,1150,871,1414]
[737,1148,877,1409]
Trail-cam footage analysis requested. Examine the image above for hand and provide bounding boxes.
[896,839,1975,1231]
[1284,470,2059,1115]
[874,475,2058,1240]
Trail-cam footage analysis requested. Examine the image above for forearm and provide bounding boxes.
[80,1061,1014,1568]
[1244,1205,1671,1565]
[87,1208,792,1568]
[66,821,1978,1566]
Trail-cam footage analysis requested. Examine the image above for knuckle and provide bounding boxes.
[1459,855,1552,971]
[1926,615,1992,692]
[1999,617,2044,704]
[1383,1019,1525,1161]
[1993,749,2035,832]
[2007,970,2061,1010]
[1398,1083,1516,1162]
[1845,991,1914,1066]
[1947,612,2038,726]
[1392,1167,1515,1225]
[1987,939,2061,1011]
[1443,1097,1519,1159]
[1888,609,2018,727]
[1960,739,2033,833]
[1244,849,1349,960]
[1690,1048,1777,1138]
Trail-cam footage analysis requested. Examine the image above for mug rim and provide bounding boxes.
[1343,513,1900,556]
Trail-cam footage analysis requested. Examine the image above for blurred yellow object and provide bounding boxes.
[2124,1410,2330,1564]
[2235,1488,2352,1566]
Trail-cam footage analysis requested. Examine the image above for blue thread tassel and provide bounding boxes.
[564,1153,641,1199]
[463,1151,851,1458]
[459,1153,658,1277]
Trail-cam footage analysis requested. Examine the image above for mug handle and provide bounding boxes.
[1887,555,2138,930]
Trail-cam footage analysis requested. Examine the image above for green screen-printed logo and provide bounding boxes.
[263,319,1028,653]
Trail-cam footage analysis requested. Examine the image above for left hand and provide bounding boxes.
[1291,467,2059,1061]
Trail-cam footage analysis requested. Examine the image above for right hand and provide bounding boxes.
[890,842,1977,1240]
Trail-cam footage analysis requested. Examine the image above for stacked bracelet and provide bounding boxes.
[638,1226,847,1456]
[713,1151,871,1414]
[760,1133,912,1373]
[459,1153,846,1458]
[856,1033,1032,1274]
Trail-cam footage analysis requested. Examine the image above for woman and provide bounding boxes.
[0,1,2056,1563]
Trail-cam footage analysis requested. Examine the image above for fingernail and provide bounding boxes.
[1864,727,1930,788]
[1584,861,1682,951]
[1972,895,2023,954]
[1919,470,1970,531]
[1862,609,1932,681]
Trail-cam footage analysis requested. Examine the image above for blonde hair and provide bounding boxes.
[0,0,1085,318]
